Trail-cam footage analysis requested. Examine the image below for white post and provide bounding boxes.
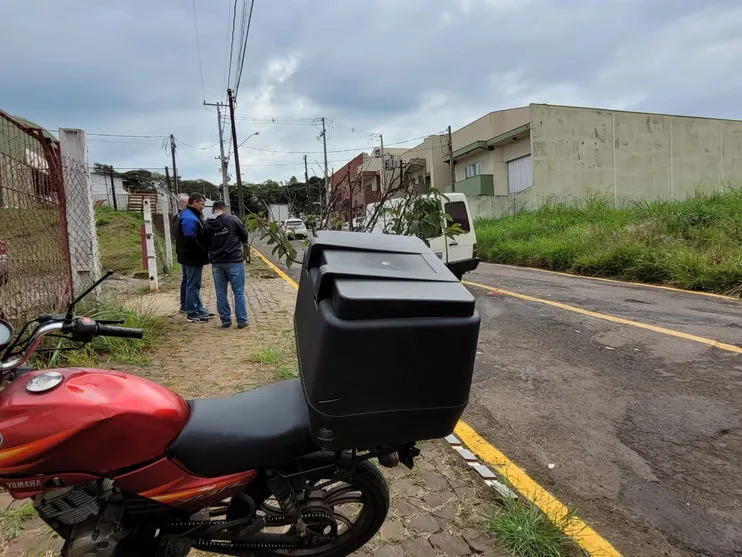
[158,194,173,273]
[142,199,159,291]
[59,129,101,297]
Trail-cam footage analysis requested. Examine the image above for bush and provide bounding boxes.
[475,191,742,296]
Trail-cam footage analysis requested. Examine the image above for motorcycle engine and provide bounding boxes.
[34,480,130,557]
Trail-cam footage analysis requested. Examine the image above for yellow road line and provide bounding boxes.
[253,246,622,556]
[491,264,740,302]
[455,422,623,557]
[464,280,742,354]
[251,247,299,289]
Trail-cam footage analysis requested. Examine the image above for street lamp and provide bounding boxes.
[238,131,259,148]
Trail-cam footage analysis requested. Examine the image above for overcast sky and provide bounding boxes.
[2,0,742,184]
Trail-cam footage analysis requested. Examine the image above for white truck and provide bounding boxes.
[364,192,479,279]
[268,204,289,224]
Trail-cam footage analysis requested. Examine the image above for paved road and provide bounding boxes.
[254,237,742,556]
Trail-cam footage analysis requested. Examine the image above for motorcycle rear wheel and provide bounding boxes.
[229,456,390,557]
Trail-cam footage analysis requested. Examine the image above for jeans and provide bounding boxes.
[183,265,207,317]
[212,262,248,326]
[179,266,187,311]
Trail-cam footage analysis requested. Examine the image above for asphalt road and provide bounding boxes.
[253,236,742,557]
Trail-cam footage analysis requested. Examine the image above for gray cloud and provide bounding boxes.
[1,0,741,183]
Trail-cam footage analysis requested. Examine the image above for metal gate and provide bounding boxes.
[0,110,73,327]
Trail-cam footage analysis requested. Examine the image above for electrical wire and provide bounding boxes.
[177,139,220,150]
[192,0,206,100]
[240,134,433,155]
[233,0,256,96]
[226,0,238,89]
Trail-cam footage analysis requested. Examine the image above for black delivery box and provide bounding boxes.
[294,231,480,449]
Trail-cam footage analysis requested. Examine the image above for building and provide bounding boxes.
[436,104,742,220]
[90,170,127,208]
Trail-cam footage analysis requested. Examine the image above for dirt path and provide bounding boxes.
[1,262,507,557]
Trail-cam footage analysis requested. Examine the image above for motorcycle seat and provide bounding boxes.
[168,379,316,477]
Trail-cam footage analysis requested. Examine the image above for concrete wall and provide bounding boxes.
[452,135,531,195]
[452,107,530,151]
[403,135,448,190]
[530,104,742,205]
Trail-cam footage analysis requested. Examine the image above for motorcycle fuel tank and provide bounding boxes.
[0,369,189,476]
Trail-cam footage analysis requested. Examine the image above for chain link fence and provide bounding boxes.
[0,111,73,327]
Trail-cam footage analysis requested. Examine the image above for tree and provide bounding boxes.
[179,179,221,200]
[120,169,167,193]
[250,158,461,267]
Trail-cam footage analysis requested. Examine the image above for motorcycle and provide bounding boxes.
[0,272,419,557]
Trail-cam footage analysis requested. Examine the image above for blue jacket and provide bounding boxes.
[176,206,209,266]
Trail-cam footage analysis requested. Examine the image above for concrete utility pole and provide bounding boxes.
[165,166,172,192]
[227,89,245,216]
[447,125,455,192]
[170,134,179,195]
[379,134,386,193]
[204,101,231,211]
[304,154,309,184]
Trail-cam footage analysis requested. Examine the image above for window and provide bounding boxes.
[507,155,532,194]
[464,162,481,179]
[445,201,471,232]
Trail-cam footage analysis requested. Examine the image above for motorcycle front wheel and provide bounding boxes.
[228,455,390,557]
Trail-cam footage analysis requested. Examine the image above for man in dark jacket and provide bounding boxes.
[204,201,249,328]
[176,193,213,323]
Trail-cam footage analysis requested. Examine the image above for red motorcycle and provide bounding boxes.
[0,233,479,557]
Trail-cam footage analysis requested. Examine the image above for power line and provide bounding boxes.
[192,0,206,100]
[233,0,256,95]
[240,134,432,155]
[177,139,220,150]
[226,0,238,88]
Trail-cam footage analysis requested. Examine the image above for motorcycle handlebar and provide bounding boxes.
[95,324,144,339]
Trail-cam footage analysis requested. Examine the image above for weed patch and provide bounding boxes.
[476,191,742,295]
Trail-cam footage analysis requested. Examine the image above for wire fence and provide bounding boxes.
[0,111,73,328]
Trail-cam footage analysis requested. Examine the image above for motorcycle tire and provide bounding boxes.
[229,454,390,557]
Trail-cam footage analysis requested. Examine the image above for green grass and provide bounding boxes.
[249,346,283,365]
[0,504,37,543]
[275,362,300,381]
[475,191,742,295]
[486,495,583,557]
[56,300,169,367]
[96,207,172,277]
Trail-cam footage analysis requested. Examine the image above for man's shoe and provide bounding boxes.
[221,322,232,328]
[237,322,249,329]
[198,312,215,320]
[187,315,208,323]
[179,308,187,314]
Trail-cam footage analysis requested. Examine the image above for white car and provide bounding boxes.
[282,218,308,239]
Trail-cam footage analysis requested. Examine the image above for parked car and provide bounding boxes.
[365,192,479,280]
[0,240,8,286]
[282,218,308,239]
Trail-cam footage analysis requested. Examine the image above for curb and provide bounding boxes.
[444,434,517,500]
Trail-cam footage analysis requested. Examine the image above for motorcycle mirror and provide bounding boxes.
[0,319,13,349]
[65,270,115,321]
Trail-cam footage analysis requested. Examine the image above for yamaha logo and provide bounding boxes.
[6,479,42,490]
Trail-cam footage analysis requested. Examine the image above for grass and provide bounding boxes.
[0,504,36,543]
[248,329,299,382]
[486,495,583,557]
[475,190,742,296]
[96,206,172,277]
[56,300,169,367]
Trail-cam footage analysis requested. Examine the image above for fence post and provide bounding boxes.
[59,129,101,297]
[142,199,159,291]
[158,193,173,273]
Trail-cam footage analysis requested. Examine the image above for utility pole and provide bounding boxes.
[204,101,231,212]
[319,117,329,213]
[226,89,244,216]
[170,134,179,195]
[109,165,118,210]
[447,125,455,192]
[165,166,172,192]
[304,154,309,184]
[379,134,386,193]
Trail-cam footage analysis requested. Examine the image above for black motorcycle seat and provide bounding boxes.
[168,379,316,477]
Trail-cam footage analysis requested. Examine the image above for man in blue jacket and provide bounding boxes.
[205,201,249,328]
[176,193,213,323]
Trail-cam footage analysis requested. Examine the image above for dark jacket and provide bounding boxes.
[172,210,183,260]
[176,206,210,266]
[205,213,248,264]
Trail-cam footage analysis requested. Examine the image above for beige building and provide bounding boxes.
[417,104,742,219]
